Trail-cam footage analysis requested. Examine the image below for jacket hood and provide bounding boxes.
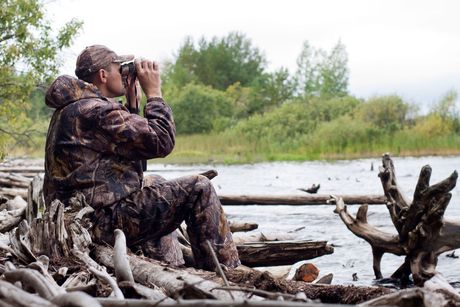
[45,75,103,109]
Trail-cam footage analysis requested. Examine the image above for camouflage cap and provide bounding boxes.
[75,45,134,79]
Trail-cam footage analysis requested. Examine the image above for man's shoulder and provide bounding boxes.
[74,96,122,112]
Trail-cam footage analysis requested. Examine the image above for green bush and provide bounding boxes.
[231,101,316,145]
[169,84,233,134]
[408,114,454,138]
[354,95,410,132]
[231,95,360,145]
[309,115,382,152]
[306,95,361,123]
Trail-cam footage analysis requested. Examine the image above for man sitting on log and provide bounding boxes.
[42,45,240,271]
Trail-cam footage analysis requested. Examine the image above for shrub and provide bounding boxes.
[309,115,382,152]
[354,95,410,132]
[169,84,233,134]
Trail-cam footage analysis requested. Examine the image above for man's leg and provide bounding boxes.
[141,174,184,266]
[111,175,240,271]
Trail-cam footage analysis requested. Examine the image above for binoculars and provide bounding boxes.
[119,60,136,77]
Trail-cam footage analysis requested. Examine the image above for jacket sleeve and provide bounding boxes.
[97,98,176,160]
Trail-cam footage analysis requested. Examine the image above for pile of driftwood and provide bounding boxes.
[0,155,459,306]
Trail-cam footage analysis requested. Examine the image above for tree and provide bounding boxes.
[319,40,349,97]
[258,68,297,109]
[295,40,349,98]
[295,41,321,97]
[0,0,82,158]
[165,32,267,90]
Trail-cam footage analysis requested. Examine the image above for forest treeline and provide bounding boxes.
[1,0,459,162]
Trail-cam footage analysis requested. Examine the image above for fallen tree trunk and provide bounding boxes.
[93,244,248,301]
[334,153,460,286]
[220,194,387,206]
[226,268,392,304]
[237,240,334,267]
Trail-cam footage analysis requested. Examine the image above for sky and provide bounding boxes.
[47,0,460,110]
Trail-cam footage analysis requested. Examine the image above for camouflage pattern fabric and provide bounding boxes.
[93,175,240,270]
[44,75,240,270]
[44,75,175,208]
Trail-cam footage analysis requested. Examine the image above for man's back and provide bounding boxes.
[44,75,175,208]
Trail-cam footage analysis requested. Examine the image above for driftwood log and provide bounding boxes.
[179,225,334,268]
[220,194,387,206]
[229,221,259,232]
[333,153,460,287]
[237,240,333,267]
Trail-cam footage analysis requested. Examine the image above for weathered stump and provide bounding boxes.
[333,153,460,286]
[9,192,93,264]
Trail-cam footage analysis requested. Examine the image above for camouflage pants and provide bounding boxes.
[92,174,240,271]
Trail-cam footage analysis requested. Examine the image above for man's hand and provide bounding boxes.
[135,59,162,99]
[125,74,142,113]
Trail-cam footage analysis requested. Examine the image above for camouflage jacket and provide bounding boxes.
[43,75,175,208]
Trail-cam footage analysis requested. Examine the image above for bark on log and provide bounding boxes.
[220,194,387,206]
[26,175,45,223]
[237,240,334,267]
[334,153,460,286]
[93,244,250,301]
[226,268,392,304]
[229,221,258,232]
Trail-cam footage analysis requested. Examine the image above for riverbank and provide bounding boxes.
[6,132,460,165]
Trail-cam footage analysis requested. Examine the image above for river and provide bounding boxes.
[148,155,460,288]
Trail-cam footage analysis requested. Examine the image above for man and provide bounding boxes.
[43,45,240,270]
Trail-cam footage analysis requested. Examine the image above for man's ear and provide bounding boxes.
[97,69,108,84]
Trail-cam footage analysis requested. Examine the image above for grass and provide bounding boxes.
[5,131,460,165]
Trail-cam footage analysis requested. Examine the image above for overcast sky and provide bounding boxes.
[47,0,460,110]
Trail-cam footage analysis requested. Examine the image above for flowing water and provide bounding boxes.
[147,156,460,288]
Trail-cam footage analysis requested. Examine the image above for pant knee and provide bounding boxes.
[196,174,211,186]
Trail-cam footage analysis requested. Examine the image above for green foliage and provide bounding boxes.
[232,101,315,146]
[305,95,361,123]
[165,32,266,90]
[252,67,297,112]
[295,41,320,97]
[354,95,410,132]
[295,40,349,98]
[408,114,454,138]
[319,40,349,97]
[309,115,382,152]
[169,84,233,134]
[432,90,458,119]
[0,0,82,157]
[232,95,362,147]
[430,90,460,132]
